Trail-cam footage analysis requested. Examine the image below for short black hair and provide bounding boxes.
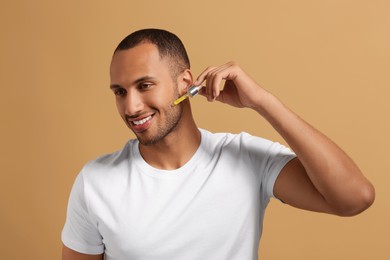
[115,28,190,78]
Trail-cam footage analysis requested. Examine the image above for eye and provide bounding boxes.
[138,82,153,90]
[113,88,127,96]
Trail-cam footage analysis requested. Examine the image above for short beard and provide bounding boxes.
[138,88,183,146]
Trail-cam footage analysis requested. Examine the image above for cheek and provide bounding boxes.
[147,87,177,106]
[115,99,125,115]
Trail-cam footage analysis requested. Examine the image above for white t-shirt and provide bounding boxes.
[62,129,296,260]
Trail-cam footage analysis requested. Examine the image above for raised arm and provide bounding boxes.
[194,61,375,216]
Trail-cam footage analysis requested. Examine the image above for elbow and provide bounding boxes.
[335,182,376,217]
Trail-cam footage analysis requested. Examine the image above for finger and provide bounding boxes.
[207,64,235,101]
[195,62,237,101]
[205,70,213,101]
[195,66,218,101]
[194,66,216,86]
[197,85,207,97]
[209,72,223,101]
[206,68,221,101]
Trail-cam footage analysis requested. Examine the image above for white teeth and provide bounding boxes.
[133,116,152,125]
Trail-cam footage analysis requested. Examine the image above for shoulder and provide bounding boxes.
[201,129,294,163]
[201,128,273,149]
[81,140,135,181]
[90,141,132,165]
[68,140,138,202]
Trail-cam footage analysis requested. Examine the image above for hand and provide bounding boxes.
[193,61,267,109]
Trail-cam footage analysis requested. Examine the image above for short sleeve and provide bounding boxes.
[61,171,104,255]
[261,142,296,199]
[241,133,296,200]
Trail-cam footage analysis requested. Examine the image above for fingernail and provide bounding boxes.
[213,90,217,99]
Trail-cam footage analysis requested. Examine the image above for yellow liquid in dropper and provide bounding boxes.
[173,94,189,105]
[172,85,202,106]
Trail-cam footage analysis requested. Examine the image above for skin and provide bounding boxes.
[63,44,375,259]
[109,43,200,169]
[194,62,375,215]
[62,248,104,260]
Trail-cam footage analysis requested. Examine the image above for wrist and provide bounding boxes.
[249,89,278,115]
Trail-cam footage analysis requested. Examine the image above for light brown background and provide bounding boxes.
[1,0,389,259]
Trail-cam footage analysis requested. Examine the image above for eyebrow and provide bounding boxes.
[110,75,158,90]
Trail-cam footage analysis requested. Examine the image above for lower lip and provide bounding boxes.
[130,116,153,133]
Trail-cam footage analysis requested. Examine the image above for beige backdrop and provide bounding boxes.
[1,0,389,259]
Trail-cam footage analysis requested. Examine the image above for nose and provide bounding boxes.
[123,89,144,116]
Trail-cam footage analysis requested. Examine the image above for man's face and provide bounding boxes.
[109,43,183,146]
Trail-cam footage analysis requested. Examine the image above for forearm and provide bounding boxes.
[255,91,375,215]
[195,61,374,215]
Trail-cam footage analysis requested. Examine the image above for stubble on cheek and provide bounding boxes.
[135,86,184,146]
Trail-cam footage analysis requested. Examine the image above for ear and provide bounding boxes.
[177,69,193,95]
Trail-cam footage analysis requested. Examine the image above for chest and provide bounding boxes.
[91,162,262,259]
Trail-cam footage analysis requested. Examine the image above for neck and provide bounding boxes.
[139,104,201,170]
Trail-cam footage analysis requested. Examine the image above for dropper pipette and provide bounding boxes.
[173,85,202,106]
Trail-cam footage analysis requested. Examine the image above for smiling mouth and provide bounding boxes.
[132,115,152,125]
[126,113,155,133]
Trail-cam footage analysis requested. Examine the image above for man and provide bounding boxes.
[62,29,375,260]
